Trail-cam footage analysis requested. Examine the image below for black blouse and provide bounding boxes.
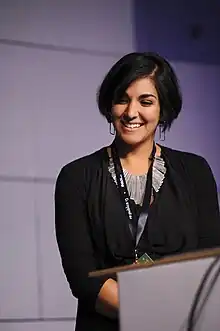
[55,145,220,331]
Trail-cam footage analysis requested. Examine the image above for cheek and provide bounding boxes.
[112,106,125,119]
[142,107,160,122]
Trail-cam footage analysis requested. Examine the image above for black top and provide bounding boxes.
[55,145,220,331]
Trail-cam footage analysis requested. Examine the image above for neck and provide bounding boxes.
[113,136,156,175]
[114,136,155,160]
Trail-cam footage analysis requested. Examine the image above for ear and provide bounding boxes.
[158,119,167,134]
[158,111,166,126]
[107,110,113,123]
[158,112,165,123]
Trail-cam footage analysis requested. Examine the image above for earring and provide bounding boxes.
[109,122,115,135]
[159,123,166,141]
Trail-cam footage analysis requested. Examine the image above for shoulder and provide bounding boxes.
[60,147,105,173]
[161,145,211,172]
[160,145,215,186]
[55,147,106,185]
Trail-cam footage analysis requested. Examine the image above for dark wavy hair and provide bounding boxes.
[97,52,182,131]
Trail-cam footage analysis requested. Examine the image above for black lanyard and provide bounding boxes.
[111,142,156,248]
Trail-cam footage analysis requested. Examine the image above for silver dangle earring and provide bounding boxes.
[109,122,115,135]
[159,123,166,141]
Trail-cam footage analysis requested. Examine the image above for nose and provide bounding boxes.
[124,100,138,120]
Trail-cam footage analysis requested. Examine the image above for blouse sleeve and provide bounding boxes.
[55,162,106,311]
[191,156,220,249]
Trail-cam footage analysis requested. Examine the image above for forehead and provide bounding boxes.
[125,77,157,96]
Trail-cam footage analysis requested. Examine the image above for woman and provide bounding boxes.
[55,52,220,331]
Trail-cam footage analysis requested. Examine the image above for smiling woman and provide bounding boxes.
[55,52,220,331]
[111,78,160,149]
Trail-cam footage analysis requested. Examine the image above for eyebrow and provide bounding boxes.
[139,93,157,99]
[121,92,158,101]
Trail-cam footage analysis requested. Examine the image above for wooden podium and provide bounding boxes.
[90,248,220,331]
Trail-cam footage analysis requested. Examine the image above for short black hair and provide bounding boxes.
[97,52,182,131]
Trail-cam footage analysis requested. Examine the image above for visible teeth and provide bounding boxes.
[125,123,141,128]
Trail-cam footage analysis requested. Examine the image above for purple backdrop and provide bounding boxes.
[134,0,220,190]
[134,0,220,65]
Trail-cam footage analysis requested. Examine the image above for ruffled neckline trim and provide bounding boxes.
[108,154,166,194]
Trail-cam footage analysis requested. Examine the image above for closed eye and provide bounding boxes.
[140,100,153,106]
[114,97,129,105]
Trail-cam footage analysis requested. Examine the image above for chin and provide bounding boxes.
[117,134,148,147]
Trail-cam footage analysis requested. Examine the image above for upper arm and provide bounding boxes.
[191,156,220,248]
[55,163,105,310]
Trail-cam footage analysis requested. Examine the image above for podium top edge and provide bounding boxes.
[89,247,220,278]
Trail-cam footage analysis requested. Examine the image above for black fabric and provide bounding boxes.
[55,145,220,331]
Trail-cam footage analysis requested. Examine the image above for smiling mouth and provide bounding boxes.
[122,122,144,129]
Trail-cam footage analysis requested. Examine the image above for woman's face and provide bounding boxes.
[112,77,160,146]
